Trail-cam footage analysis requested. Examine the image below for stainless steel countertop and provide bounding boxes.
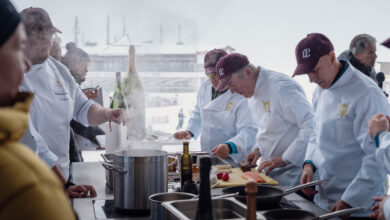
[72,162,336,220]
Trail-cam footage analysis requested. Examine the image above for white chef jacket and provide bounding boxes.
[20,117,58,168]
[186,79,257,162]
[376,132,390,220]
[20,57,94,179]
[248,66,314,188]
[305,63,390,217]
[385,197,390,220]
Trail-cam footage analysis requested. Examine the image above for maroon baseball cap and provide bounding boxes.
[20,7,61,34]
[293,33,334,77]
[204,49,227,75]
[215,53,249,91]
[382,38,390,49]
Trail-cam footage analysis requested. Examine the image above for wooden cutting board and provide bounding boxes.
[214,168,278,188]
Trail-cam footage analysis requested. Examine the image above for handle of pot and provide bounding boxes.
[102,162,127,175]
[192,191,238,200]
[283,179,329,196]
[101,154,112,163]
[212,192,239,199]
[318,207,364,220]
[168,156,177,167]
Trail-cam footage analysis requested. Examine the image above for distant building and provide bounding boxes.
[80,36,235,131]
[83,34,235,73]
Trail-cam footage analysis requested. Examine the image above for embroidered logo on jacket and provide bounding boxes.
[337,103,349,118]
[263,101,270,113]
[225,102,234,111]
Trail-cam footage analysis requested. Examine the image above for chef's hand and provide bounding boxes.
[329,200,352,220]
[258,157,286,175]
[67,184,97,198]
[105,109,129,125]
[368,113,389,139]
[173,131,192,140]
[212,144,230,159]
[300,163,318,196]
[370,196,389,220]
[246,149,261,168]
[83,88,99,99]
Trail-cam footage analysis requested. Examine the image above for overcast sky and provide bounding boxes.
[12,0,390,78]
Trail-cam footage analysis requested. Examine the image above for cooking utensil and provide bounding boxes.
[149,192,196,220]
[263,207,364,220]
[102,149,168,210]
[101,153,114,189]
[222,179,328,209]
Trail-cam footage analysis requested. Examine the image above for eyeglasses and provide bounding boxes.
[207,72,218,80]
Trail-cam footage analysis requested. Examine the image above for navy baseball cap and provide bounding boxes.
[293,33,334,77]
[215,53,249,91]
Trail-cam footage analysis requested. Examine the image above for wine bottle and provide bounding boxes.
[110,72,128,109]
[194,156,216,220]
[122,45,146,138]
[180,141,192,190]
[245,181,257,220]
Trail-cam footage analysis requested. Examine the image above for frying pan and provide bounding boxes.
[222,179,327,209]
[263,207,364,220]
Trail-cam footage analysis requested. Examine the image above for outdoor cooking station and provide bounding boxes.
[72,161,338,220]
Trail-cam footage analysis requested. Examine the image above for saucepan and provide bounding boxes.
[263,207,364,220]
[222,179,328,209]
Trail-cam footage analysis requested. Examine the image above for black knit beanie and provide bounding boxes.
[0,0,20,48]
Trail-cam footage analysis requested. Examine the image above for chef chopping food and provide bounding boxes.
[174,49,257,165]
[213,52,314,191]
[295,33,390,219]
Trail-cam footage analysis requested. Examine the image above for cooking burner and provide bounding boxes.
[93,200,150,219]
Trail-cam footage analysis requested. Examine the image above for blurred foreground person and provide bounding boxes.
[174,49,257,164]
[295,33,389,219]
[0,1,76,219]
[19,7,127,198]
[215,53,314,189]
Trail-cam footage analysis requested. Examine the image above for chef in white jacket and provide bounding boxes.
[19,8,127,198]
[366,38,390,220]
[295,33,389,218]
[174,49,257,164]
[215,53,314,188]
[367,114,390,220]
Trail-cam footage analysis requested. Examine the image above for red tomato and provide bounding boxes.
[217,172,223,179]
[222,173,229,181]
